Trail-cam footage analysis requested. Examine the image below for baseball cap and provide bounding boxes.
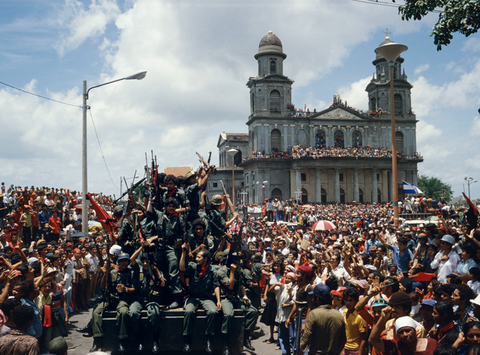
[421,299,436,307]
[117,252,130,262]
[309,284,330,297]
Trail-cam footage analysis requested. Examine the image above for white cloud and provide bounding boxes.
[414,64,429,75]
[54,0,121,56]
[470,116,480,138]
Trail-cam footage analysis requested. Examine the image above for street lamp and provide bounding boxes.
[375,36,407,229]
[227,148,238,207]
[465,176,478,199]
[82,71,147,233]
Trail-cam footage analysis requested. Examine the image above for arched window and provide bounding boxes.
[334,130,344,148]
[378,189,382,203]
[321,188,327,204]
[271,188,282,200]
[394,94,403,115]
[316,129,326,148]
[395,131,404,154]
[370,97,377,112]
[340,188,346,204]
[270,90,281,113]
[301,188,308,204]
[270,60,277,74]
[352,130,362,147]
[271,129,282,154]
[359,188,364,203]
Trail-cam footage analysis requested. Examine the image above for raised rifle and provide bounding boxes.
[220,180,242,224]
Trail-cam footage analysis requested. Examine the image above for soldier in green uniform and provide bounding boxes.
[153,197,185,309]
[130,244,166,353]
[184,169,212,232]
[206,195,238,252]
[217,254,258,355]
[179,243,221,353]
[90,252,139,354]
[242,253,264,310]
[113,205,136,256]
[162,175,189,213]
[188,218,214,258]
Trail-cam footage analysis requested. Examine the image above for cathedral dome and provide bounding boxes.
[258,30,284,55]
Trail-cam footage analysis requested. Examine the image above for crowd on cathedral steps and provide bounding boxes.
[1,177,480,355]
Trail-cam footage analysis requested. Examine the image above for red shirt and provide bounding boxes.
[48,217,61,234]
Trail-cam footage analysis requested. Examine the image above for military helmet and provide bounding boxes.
[211,194,223,206]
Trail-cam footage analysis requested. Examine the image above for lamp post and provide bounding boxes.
[465,177,478,199]
[375,36,407,229]
[227,148,238,207]
[82,71,147,233]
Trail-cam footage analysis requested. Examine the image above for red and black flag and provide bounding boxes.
[463,192,479,229]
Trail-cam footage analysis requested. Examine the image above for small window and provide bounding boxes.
[339,173,344,182]
[270,60,276,74]
[301,173,307,182]
[241,182,244,187]
[213,182,218,188]
[377,174,380,181]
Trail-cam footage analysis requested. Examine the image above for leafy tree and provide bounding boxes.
[417,175,453,202]
[396,0,480,50]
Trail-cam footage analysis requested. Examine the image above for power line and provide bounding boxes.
[88,107,118,190]
[352,0,443,13]
[0,80,81,108]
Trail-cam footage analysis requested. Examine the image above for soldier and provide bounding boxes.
[113,204,136,256]
[162,175,189,213]
[130,244,166,353]
[188,218,214,259]
[152,197,185,309]
[184,169,212,232]
[90,252,139,354]
[206,194,238,252]
[217,252,258,355]
[179,243,221,353]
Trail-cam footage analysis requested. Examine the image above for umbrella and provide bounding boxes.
[88,221,103,230]
[312,220,336,231]
[302,204,314,209]
[425,216,439,221]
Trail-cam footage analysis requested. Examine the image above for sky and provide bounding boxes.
[1,0,480,200]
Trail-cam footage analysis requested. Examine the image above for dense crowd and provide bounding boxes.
[245,145,423,162]
[1,177,480,355]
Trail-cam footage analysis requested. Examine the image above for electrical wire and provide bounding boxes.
[351,0,443,13]
[88,107,118,190]
[0,80,82,108]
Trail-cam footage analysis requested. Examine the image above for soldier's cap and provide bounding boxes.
[48,336,71,354]
[185,170,196,179]
[117,252,130,262]
[297,265,312,276]
[113,205,123,214]
[213,250,225,262]
[211,195,223,206]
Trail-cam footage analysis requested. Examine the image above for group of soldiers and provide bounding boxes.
[84,162,258,355]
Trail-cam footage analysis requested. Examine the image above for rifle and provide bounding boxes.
[113,177,146,205]
[220,180,242,224]
[196,151,216,174]
[115,172,139,229]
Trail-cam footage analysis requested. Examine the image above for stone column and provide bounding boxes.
[353,168,359,202]
[334,169,340,203]
[315,168,321,203]
[372,168,378,203]
[295,169,301,194]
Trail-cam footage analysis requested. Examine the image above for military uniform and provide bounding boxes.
[92,256,139,345]
[116,218,136,255]
[242,262,263,310]
[207,208,228,251]
[217,265,258,336]
[183,261,220,337]
[163,187,188,210]
[155,213,185,299]
[132,258,165,352]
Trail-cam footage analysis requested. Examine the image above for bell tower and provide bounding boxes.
[247,31,294,119]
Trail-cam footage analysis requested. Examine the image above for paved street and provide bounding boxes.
[65,307,276,354]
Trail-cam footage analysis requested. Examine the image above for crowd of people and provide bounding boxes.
[246,145,423,161]
[1,175,480,355]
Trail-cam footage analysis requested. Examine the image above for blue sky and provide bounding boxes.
[1,0,480,200]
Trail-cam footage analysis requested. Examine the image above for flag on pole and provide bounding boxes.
[402,181,424,195]
[463,192,479,228]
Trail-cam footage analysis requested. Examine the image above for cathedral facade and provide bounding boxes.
[212,31,422,205]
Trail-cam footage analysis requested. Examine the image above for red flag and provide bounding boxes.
[412,272,436,282]
[463,193,479,216]
[86,193,116,236]
[463,192,479,228]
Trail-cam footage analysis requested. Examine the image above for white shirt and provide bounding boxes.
[430,249,460,284]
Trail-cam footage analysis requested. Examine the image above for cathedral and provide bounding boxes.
[211,31,422,205]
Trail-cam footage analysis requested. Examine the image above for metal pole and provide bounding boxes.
[82,80,88,234]
[389,64,399,229]
[294,306,304,355]
[232,159,235,208]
